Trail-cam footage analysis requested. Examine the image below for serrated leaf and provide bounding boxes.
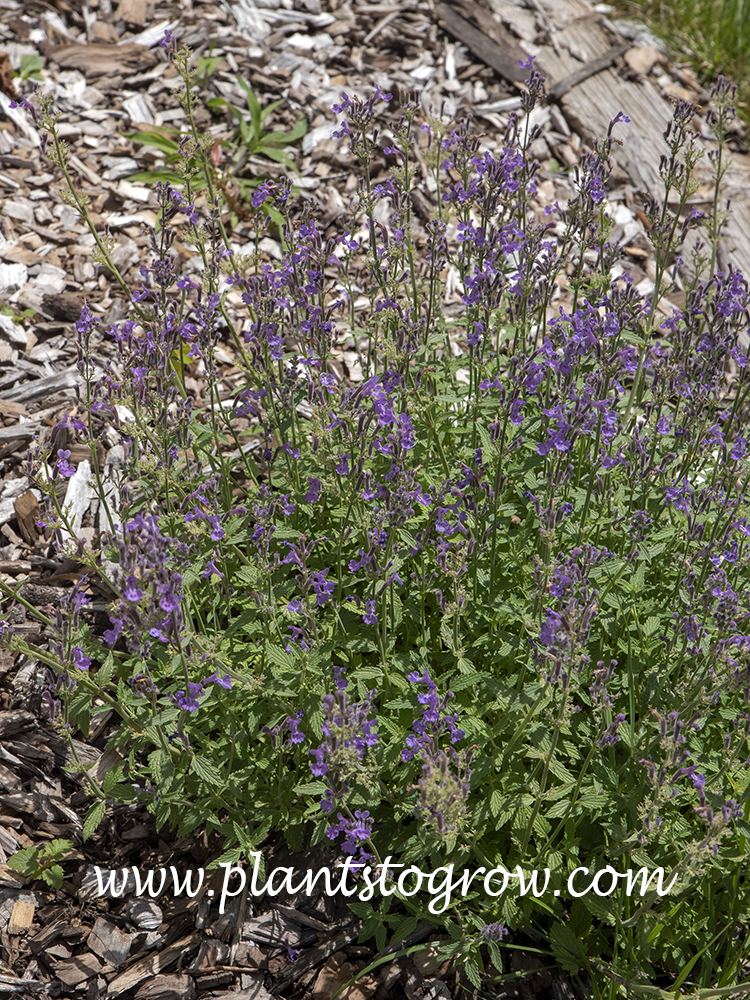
[464,955,482,989]
[390,915,417,943]
[190,755,223,786]
[95,653,115,689]
[581,892,617,925]
[294,781,329,796]
[549,922,587,974]
[7,847,36,874]
[265,643,297,671]
[41,865,64,890]
[353,667,383,681]
[83,800,106,841]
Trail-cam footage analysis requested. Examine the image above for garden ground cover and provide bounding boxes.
[1,1,750,995]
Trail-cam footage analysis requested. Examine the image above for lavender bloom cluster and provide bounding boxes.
[102,514,191,658]
[402,670,472,838]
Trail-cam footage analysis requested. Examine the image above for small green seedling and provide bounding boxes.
[7,839,74,890]
[15,53,44,83]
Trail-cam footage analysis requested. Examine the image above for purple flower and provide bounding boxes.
[310,568,335,606]
[311,689,378,785]
[71,646,91,672]
[124,576,143,602]
[170,682,204,713]
[539,608,563,648]
[481,923,509,943]
[402,670,464,762]
[265,710,306,749]
[251,180,274,208]
[203,671,232,690]
[310,747,327,776]
[326,810,374,863]
[362,599,378,625]
[284,935,299,963]
[9,92,36,120]
[398,412,416,451]
[56,449,76,478]
[305,477,322,503]
[201,559,225,581]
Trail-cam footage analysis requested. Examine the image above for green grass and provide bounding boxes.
[617,0,750,121]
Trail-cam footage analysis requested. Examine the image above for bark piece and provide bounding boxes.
[88,915,132,968]
[116,0,148,27]
[548,42,630,99]
[59,459,95,546]
[0,973,48,993]
[106,932,201,994]
[54,952,103,986]
[272,922,361,988]
[89,21,120,44]
[134,975,197,1000]
[624,43,664,76]
[13,490,39,546]
[0,52,15,101]
[189,935,230,971]
[41,291,84,322]
[0,367,81,403]
[127,899,163,931]
[435,2,528,84]
[207,974,273,1000]
[30,917,66,955]
[313,952,377,1000]
[40,42,158,76]
[0,710,35,737]
[7,897,34,934]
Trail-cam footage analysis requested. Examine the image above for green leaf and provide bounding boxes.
[464,955,482,989]
[94,652,115,690]
[294,781,329,796]
[265,643,299,671]
[390,915,417,943]
[41,865,64,890]
[83,800,106,841]
[549,922,588,974]
[257,147,293,164]
[190,755,223,786]
[7,847,37,875]
[259,96,285,122]
[244,85,262,143]
[126,128,180,155]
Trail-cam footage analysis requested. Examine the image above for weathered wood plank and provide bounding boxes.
[436,2,529,85]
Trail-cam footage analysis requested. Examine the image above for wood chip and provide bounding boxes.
[13,490,39,546]
[436,2,528,84]
[40,41,159,76]
[133,974,197,1000]
[7,898,34,934]
[107,932,201,995]
[0,367,81,403]
[0,973,48,994]
[88,915,133,967]
[54,953,104,986]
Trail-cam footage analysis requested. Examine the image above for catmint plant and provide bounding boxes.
[5,49,750,998]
